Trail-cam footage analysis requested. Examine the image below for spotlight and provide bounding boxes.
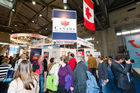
[12,9,15,12]
[32,20,35,23]
[32,1,36,5]
[64,5,67,9]
[39,14,42,17]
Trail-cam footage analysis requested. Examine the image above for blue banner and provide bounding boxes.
[125,34,140,68]
[53,10,76,19]
[53,32,77,40]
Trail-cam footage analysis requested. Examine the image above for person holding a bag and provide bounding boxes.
[8,60,39,93]
[47,57,56,93]
[57,57,74,93]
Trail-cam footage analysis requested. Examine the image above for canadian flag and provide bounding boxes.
[83,0,95,31]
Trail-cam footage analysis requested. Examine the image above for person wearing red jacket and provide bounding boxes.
[69,53,77,71]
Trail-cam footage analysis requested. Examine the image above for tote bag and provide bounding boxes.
[46,75,57,91]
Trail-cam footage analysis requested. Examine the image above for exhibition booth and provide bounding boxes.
[0,9,101,63]
[0,32,101,63]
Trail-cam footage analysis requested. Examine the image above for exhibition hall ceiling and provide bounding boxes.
[0,0,139,37]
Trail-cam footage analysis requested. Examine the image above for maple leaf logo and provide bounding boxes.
[86,7,92,19]
[61,20,69,26]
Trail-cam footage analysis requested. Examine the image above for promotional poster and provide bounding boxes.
[125,34,140,68]
[30,48,42,63]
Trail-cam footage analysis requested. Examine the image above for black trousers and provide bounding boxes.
[56,85,71,93]
[0,82,9,93]
[122,82,136,93]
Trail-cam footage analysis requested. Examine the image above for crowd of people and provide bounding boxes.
[0,52,136,93]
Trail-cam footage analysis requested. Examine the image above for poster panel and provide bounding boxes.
[30,48,42,63]
[125,34,140,68]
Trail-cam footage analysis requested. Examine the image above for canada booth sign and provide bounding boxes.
[52,9,77,43]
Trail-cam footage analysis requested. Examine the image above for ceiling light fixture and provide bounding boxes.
[32,20,35,23]
[85,38,94,41]
[32,1,36,5]
[12,9,15,12]
[39,14,42,17]
[63,0,67,3]
[116,29,140,36]
[64,5,67,9]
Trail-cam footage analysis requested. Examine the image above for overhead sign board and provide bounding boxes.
[52,9,77,42]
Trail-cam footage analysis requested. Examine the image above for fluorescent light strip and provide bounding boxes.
[85,38,94,41]
[116,29,140,36]
[0,42,9,45]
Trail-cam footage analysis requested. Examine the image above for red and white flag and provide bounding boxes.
[83,0,95,31]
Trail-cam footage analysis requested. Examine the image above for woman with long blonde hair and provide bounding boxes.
[8,60,39,93]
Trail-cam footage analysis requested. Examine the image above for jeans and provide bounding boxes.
[107,78,122,93]
[40,74,44,93]
[99,78,108,93]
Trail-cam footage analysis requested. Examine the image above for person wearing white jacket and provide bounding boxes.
[49,63,60,86]
[47,58,60,93]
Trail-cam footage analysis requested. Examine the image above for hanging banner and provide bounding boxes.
[83,0,95,31]
[52,9,77,42]
[125,34,140,68]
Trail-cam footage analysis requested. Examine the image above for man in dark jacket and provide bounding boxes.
[111,55,136,93]
[73,55,87,93]
[97,56,108,93]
